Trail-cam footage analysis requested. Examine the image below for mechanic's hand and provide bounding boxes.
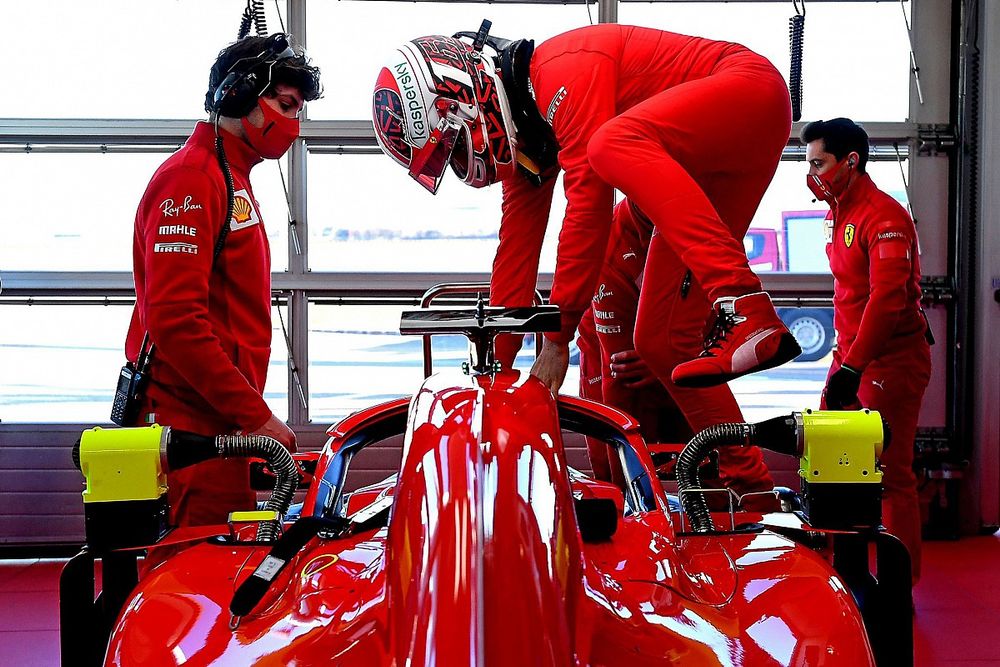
[823,364,863,410]
[609,349,659,388]
[530,338,570,397]
[249,413,297,453]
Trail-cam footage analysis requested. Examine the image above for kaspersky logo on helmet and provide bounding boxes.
[392,59,428,143]
[373,58,433,168]
[377,55,431,145]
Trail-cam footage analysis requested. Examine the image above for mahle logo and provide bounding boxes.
[394,60,427,142]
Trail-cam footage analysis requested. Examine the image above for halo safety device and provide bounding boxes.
[371,20,517,194]
[213,32,299,118]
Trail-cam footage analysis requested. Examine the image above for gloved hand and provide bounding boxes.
[824,364,863,409]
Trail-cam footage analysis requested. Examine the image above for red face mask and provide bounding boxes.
[806,156,853,203]
[241,97,300,159]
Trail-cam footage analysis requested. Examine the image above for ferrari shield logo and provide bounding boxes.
[844,224,856,248]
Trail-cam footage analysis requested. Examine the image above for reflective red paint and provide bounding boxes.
[104,370,873,666]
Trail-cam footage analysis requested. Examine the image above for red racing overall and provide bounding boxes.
[820,172,931,582]
[492,24,790,430]
[580,199,774,495]
[126,122,273,526]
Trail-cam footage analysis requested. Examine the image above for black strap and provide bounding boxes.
[229,516,348,618]
[920,307,935,346]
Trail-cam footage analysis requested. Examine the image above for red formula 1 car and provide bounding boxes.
[64,303,912,666]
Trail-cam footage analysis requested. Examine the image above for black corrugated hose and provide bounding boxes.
[676,423,753,533]
[215,434,299,541]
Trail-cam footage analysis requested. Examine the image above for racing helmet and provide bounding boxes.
[372,33,517,194]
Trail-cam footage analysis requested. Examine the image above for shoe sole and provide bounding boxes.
[674,333,803,388]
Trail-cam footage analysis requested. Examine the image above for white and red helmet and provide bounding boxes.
[372,34,517,194]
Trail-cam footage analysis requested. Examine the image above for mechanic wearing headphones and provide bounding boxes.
[578,198,775,505]
[372,24,801,400]
[120,35,321,526]
[803,117,932,584]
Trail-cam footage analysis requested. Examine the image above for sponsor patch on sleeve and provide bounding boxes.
[877,241,911,260]
[230,189,261,231]
[871,220,913,260]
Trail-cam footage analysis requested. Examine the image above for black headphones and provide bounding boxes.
[212,33,296,118]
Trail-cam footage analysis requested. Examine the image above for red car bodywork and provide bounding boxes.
[104,369,874,666]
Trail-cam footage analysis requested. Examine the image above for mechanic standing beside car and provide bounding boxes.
[372,23,801,401]
[802,117,932,584]
[118,35,321,526]
[579,198,775,502]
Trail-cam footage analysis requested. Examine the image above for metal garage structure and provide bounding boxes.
[0,0,995,549]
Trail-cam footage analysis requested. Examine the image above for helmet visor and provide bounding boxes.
[409,117,461,194]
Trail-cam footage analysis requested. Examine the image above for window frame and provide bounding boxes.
[0,0,950,430]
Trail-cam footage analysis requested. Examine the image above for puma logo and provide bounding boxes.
[872,379,885,390]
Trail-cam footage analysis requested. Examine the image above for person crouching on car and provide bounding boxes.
[371,23,802,402]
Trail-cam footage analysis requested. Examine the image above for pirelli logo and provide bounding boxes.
[154,242,199,255]
[546,86,567,124]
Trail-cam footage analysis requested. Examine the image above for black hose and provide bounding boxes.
[216,434,298,541]
[74,427,296,542]
[166,430,298,542]
[789,7,806,122]
[676,423,753,533]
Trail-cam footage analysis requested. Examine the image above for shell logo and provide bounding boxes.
[233,196,253,224]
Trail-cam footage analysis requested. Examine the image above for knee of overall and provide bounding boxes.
[587,118,640,184]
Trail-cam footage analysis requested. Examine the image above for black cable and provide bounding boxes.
[789,1,806,122]
[238,0,268,40]
[238,0,253,40]
[252,0,268,37]
[213,120,235,263]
